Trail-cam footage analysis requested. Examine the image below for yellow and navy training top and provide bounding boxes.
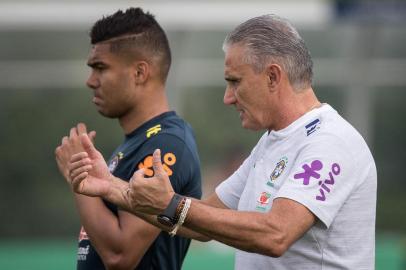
[77,111,202,270]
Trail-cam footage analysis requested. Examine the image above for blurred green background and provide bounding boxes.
[1,0,405,269]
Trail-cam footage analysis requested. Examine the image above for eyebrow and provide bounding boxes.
[224,75,239,81]
[87,60,106,68]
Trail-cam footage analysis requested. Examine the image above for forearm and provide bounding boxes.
[133,211,211,242]
[73,194,127,257]
[103,176,134,212]
[105,177,211,242]
[183,200,284,257]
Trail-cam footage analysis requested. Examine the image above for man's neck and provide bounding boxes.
[119,87,170,134]
[272,87,320,131]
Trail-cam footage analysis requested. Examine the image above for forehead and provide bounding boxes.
[224,44,250,76]
[87,43,115,62]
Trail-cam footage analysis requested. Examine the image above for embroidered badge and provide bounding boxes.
[267,157,288,187]
[255,191,272,212]
[108,152,124,173]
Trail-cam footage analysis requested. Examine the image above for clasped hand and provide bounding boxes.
[68,137,174,215]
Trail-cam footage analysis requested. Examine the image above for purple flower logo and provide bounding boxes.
[294,160,323,185]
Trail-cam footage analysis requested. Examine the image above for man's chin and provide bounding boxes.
[241,121,253,130]
[96,109,117,119]
[241,121,262,131]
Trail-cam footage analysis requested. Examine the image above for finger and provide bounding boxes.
[152,149,166,177]
[55,146,65,164]
[62,136,68,145]
[68,157,92,172]
[88,131,96,142]
[130,168,146,185]
[80,133,99,159]
[70,127,78,139]
[128,169,145,203]
[77,123,87,135]
[55,146,61,157]
[55,147,68,177]
[71,172,88,192]
[71,152,89,163]
[70,164,93,180]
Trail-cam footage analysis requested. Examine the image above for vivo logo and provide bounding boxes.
[294,160,341,202]
[316,163,341,201]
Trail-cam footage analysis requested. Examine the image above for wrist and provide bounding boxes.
[168,197,191,237]
[106,175,126,201]
[157,193,184,227]
[162,191,176,212]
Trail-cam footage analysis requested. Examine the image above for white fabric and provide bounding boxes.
[216,104,377,270]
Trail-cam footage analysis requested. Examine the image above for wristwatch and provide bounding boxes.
[157,193,184,227]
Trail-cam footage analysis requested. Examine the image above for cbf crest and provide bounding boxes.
[267,156,288,187]
[108,152,124,173]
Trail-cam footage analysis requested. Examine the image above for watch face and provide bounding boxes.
[157,215,174,227]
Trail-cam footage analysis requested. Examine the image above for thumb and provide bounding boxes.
[88,131,96,142]
[130,168,146,187]
[152,149,166,177]
[80,133,99,159]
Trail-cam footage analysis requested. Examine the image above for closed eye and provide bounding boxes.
[87,62,108,71]
[225,77,240,87]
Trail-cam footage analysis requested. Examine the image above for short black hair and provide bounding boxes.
[90,7,172,82]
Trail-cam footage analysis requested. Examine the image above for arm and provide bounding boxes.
[69,145,316,256]
[69,132,217,243]
[74,195,160,269]
[85,165,315,257]
[122,149,316,257]
[182,197,316,257]
[93,174,222,242]
[55,124,160,269]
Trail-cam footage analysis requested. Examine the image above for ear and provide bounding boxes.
[133,61,149,84]
[266,64,282,91]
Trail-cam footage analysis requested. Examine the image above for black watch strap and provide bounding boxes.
[158,193,183,223]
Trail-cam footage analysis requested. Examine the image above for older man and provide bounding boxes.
[68,15,377,269]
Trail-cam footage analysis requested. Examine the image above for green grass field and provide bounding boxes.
[0,236,404,269]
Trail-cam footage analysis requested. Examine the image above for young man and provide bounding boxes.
[55,8,201,270]
[68,15,377,269]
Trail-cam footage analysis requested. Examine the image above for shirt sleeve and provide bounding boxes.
[275,134,356,228]
[123,133,202,199]
[215,146,257,210]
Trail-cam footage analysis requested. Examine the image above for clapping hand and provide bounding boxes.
[55,123,96,183]
[68,133,113,197]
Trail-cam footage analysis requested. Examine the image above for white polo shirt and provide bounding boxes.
[216,104,377,270]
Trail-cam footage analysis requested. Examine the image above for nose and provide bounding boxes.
[86,71,99,89]
[223,86,236,105]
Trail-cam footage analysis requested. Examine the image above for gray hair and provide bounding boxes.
[223,15,313,91]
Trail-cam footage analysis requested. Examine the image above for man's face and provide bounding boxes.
[223,45,274,130]
[86,43,135,118]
